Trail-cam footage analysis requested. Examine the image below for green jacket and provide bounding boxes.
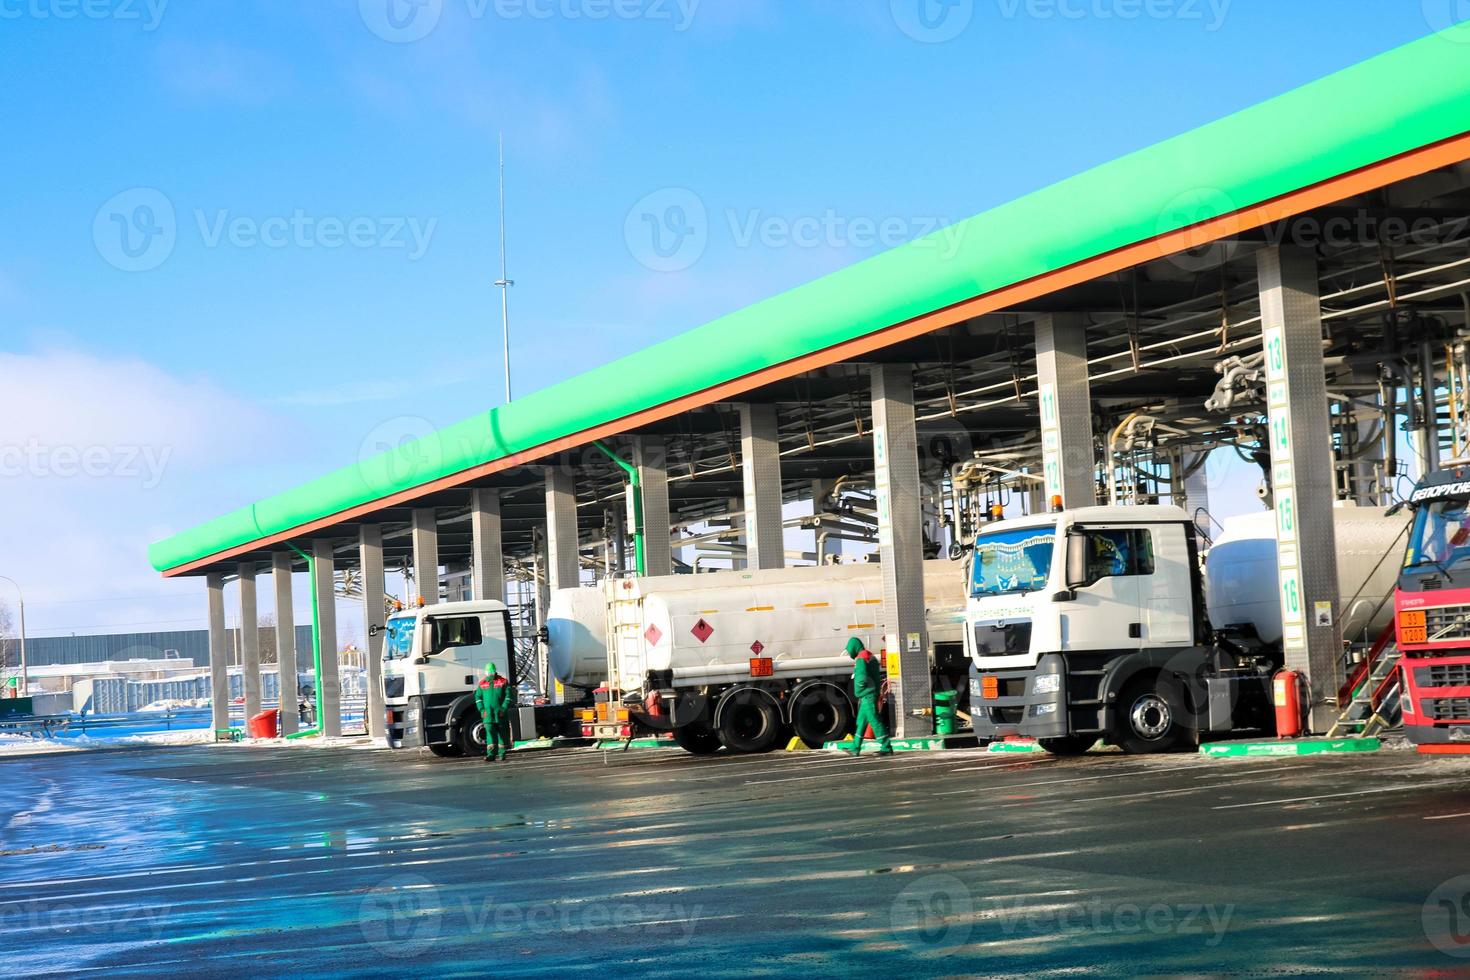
[853,650,880,701]
[476,675,511,720]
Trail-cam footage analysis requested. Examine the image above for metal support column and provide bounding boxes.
[1176,450,1212,534]
[313,539,342,738]
[1034,313,1096,508]
[812,480,841,564]
[207,572,229,735]
[237,562,261,724]
[272,552,298,736]
[360,525,387,739]
[1259,245,1344,731]
[545,468,580,592]
[635,436,672,577]
[738,402,785,570]
[470,489,505,602]
[871,364,932,738]
[412,508,439,605]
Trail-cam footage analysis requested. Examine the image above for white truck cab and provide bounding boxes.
[966,504,1271,754]
[381,599,516,756]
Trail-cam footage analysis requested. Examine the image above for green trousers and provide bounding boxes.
[853,697,892,754]
[484,714,512,758]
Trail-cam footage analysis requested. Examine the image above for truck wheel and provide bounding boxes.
[458,717,487,757]
[1113,676,1188,754]
[717,692,782,754]
[791,687,853,749]
[672,725,722,755]
[1038,736,1096,756]
[428,741,462,758]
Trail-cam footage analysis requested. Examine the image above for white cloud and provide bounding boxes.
[0,349,280,634]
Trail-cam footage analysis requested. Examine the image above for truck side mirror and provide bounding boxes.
[1065,530,1089,591]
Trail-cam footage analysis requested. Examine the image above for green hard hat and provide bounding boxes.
[845,637,866,657]
[485,664,497,677]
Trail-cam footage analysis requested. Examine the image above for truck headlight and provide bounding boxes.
[1033,674,1061,695]
[1033,703,1057,716]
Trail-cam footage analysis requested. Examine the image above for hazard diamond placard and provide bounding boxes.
[691,618,714,643]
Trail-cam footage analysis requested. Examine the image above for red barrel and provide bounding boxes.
[248,709,280,739]
[1272,670,1307,739]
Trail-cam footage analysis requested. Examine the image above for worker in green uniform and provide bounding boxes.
[846,637,893,756]
[475,664,514,762]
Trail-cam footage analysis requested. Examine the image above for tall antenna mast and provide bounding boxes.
[495,131,514,403]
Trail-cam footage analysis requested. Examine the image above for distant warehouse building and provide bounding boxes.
[23,626,314,668]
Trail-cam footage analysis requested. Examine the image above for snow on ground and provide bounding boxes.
[0,729,211,756]
[0,729,388,757]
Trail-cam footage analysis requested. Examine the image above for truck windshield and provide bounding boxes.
[384,616,416,660]
[1407,499,1470,577]
[971,528,1056,597]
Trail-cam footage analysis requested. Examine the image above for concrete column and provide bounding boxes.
[360,525,387,739]
[634,436,672,577]
[871,364,932,738]
[1259,245,1344,731]
[207,572,229,735]
[237,562,261,724]
[313,539,342,738]
[470,489,505,602]
[412,508,439,605]
[1035,313,1096,508]
[737,403,785,570]
[545,468,580,591]
[272,553,298,736]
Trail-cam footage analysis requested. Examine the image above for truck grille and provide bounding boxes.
[1424,604,1470,643]
[972,621,1032,657]
[383,676,405,699]
[1428,698,1470,722]
[1420,663,1470,688]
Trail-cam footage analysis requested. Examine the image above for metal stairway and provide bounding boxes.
[1326,625,1403,738]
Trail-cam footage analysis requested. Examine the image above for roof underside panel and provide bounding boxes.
[150,24,1470,574]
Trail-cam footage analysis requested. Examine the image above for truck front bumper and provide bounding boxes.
[385,699,425,749]
[970,654,1069,741]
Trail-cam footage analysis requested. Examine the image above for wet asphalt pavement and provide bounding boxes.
[6,740,1470,977]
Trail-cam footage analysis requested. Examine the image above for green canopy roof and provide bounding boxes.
[151,23,1470,574]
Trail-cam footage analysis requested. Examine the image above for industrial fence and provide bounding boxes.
[76,667,369,715]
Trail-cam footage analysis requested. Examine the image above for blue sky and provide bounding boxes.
[0,0,1459,641]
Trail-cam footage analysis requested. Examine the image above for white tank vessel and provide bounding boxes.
[545,560,966,692]
[1205,503,1409,645]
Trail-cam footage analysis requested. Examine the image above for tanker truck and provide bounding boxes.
[966,502,1406,755]
[545,561,969,754]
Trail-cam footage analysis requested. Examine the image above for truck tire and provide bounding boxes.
[790,686,853,749]
[1113,676,1188,754]
[716,691,782,754]
[428,741,463,758]
[1038,735,1096,756]
[672,725,722,755]
[458,717,487,757]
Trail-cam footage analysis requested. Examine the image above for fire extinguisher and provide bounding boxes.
[1273,669,1308,739]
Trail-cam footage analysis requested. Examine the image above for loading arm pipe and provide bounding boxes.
[594,441,645,577]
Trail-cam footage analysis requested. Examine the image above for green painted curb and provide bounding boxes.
[987,740,1046,753]
[822,737,950,752]
[593,738,677,750]
[1201,737,1381,757]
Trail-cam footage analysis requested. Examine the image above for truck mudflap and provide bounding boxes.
[970,653,1070,740]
